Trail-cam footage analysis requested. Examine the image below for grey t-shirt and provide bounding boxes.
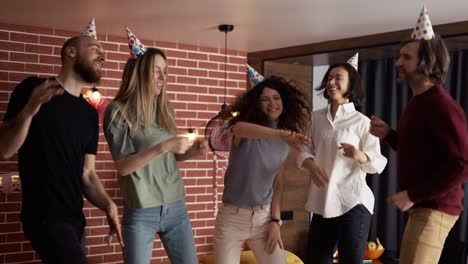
[103,102,185,208]
[222,125,289,208]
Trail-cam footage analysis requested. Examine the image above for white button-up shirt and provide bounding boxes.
[298,103,387,218]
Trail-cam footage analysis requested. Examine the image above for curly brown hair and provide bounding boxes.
[228,76,311,133]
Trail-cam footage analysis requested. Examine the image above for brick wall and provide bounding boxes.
[0,23,247,263]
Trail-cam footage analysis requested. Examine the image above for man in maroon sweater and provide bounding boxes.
[370,8,468,264]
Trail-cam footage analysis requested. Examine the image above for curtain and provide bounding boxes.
[358,49,468,262]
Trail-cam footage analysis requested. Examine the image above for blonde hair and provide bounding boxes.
[111,48,176,136]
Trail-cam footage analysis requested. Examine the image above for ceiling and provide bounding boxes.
[1,0,468,52]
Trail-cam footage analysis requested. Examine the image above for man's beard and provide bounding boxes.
[74,55,101,83]
[397,69,419,85]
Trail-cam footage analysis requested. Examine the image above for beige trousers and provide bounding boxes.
[213,203,286,264]
[399,208,459,264]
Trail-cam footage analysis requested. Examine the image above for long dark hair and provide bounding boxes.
[228,76,311,133]
[316,63,365,107]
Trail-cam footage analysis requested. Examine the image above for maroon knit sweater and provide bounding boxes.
[385,85,468,215]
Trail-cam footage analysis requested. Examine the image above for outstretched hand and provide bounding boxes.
[339,143,368,163]
[187,138,209,157]
[370,115,390,140]
[163,136,190,154]
[281,131,311,152]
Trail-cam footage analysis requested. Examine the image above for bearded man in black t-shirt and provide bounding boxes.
[0,33,123,263]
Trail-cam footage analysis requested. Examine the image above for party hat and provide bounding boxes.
[246,64,264,86]
[126,27,146,58]
[80,18,97,39]
[346,52,359,71]
[411,6,435,40]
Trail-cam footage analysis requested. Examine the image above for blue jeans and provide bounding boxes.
[122,200,197,264]
[307,204,371,264]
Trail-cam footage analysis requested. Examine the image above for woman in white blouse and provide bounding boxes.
[297,62,387,264]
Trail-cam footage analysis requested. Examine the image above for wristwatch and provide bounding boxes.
[271,218,282,226]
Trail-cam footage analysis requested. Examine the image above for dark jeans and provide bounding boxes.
[22,219,87,264]
[307,204,371,264]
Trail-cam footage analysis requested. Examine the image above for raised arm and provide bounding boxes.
[232,121,310,152]
[0,79,63,159]
[370,115,398,151]
[113,136,189,176]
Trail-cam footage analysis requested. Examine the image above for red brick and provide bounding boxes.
[10,33,38,43]
[6,193,21,203]
[89,245,114,255]
[166,50,187,59]
[178,43,198,51]
[25,26,54,35]
[199,78,218,86]
[209,71,224,79]
[5,252,34,263]
[39,35,66,46]
[177,76,197,85]
[177,59,197,68]
[199,62,218,70]
[106,52,129,62]
[228,72,245,81]
[0,51,8,60]
[25,44,53,54]
[107,35,128,44]
[104,70,124,79]
[101,42,119,52]
[0,31,9,41]
[0,223,21,233]
[87,255,104,264]
[188,103,208,111]
[0,61,25,72]
[53,29,77,38]
[103,253,123,262]
[167,84,187,93]
[25,64,54,74]
[9,72,34,82]
[0,41,25,52]
[199,46,218,54]
[0,242,21,253]
[188,69,207,77]
[10,52,38,63]
[168,67,187,76]
[39,55,62,65]
[187,86,207,94]
[176,93,198,102]
[198,95,218,103]
[166,58,176,67]
[155,41,177,49]
[188,53,208,61]
[209,54,224,63]
[229,57,247,64]
[176,110,197,119]
[223,64,239,72]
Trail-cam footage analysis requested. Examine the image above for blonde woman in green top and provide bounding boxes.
[103,47,208,264]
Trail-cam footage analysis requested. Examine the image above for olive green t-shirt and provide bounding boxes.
[103,102,185,208]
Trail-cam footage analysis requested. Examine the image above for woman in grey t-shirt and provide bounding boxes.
[104,32,208,264]
[214,76,311,264]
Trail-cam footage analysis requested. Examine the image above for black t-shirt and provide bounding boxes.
[4,76,98,227]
